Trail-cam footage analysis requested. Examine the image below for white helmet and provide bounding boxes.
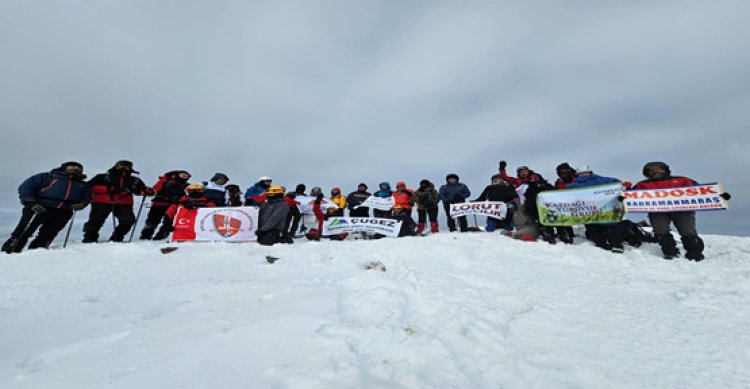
[259,176,272,182]
[576,165,592,175]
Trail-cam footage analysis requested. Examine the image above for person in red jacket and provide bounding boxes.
[498,161,544,186]
[633,161,730,261]
[83,160,154,243]
[155,183,216,240]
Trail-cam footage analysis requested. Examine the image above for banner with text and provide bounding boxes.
[295,196,341,215]
[623,182,728,213]
[171,206,259,242]
[322,217,402,238]
[449,201,508,220]
[536,183,625,226]
[354,196,395,211]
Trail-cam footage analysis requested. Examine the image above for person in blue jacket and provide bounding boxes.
[373,182,393,218]
[565,165,626,253]
[244,176,272,206]
[2,162,91,253]
[439,173,471,232]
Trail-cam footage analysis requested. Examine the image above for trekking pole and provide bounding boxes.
[63,211,77,248]
[128,195,147,243]
[8,213,39,253]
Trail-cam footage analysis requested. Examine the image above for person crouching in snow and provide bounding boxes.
[203,173,229,206]
[474,174,518,232]
[256,186,290,246]
[156,183,216,240]
[391,205,418,237]
[633,161,730,261]
[413,179,440,234]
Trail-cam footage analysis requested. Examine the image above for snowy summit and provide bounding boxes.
[2,232,749,388]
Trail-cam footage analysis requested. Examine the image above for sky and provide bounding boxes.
[1,0,748,235]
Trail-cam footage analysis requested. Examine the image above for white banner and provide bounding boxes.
[449,201,508,220]
[623,182,728,213]
[354,196,395,211]
[536,183,624,226]
[322,217,402,238]
[172,206,259,241]
[295,196,340,215]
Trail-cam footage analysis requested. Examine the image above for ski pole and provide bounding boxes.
[128,195,147,243]
[8,213,39,253]
[63,211,77,248]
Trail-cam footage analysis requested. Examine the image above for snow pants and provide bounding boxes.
[140,205,169,240]
[443,203,468,232]
[648,211,703,259]
[83,203,135,242]
[4,207,73,252]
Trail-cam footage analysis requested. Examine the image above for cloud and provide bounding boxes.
[1,0,748,235]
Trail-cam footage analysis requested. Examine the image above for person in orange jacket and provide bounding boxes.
[392,181,414,216]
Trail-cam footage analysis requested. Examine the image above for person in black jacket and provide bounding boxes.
[3,162,91,253]
[474,174,518,232]
[140,170,191,240]
[347,183,371,217]
[83,160,153,243]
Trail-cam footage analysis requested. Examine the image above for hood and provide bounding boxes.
[211,173,229,182]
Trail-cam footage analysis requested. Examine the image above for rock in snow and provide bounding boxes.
[1,233,749,388]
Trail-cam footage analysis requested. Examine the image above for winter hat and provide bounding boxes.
[576,165,593,175]
[419,179,431,188]
[445,173,459,182]
[643,161,670,176]
[379,182,391,189]
[396,181,407,188]
[357,182,368,190]
[556,162,573,172]
[331,187,342,195]
[60,161,83,170]
[225,183,240,193]
[211,173,229,182]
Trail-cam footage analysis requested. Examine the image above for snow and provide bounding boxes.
[2,233,750,388]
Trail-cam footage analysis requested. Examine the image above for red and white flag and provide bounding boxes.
[171,206,259,242]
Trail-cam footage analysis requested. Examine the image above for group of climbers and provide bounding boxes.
[3,159,731,261]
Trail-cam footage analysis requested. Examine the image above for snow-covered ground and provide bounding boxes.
[2,232,750,388]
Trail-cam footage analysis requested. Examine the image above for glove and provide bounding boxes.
[498,161,507,170]
[144,188,156,196]
[183,202,197,210]
[30,204,46,214]
[617,195,625,202]
[70,203,86,211]
[720,192,731,200]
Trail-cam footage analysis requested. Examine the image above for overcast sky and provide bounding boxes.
[1,0,748,236]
